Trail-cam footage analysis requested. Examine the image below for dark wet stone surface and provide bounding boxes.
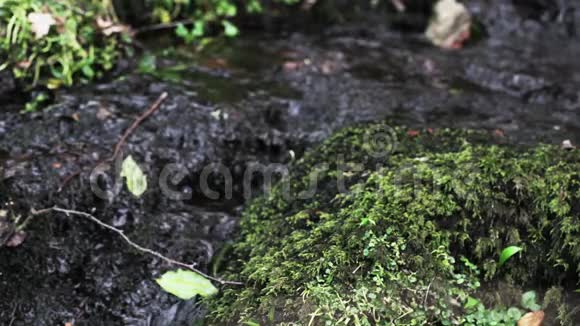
[0,1,579,325]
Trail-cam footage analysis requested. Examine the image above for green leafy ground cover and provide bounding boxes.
[1,0,122,88]
[209,124,580,325]
[0,0,301,95]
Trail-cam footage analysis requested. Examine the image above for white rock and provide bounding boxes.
[425,0,472,49]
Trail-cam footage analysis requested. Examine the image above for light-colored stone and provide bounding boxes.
[425,0,472,49]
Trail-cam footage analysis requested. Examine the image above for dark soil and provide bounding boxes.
[1,1,579,325]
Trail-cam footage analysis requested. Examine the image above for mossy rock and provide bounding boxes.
[209,123,580,325]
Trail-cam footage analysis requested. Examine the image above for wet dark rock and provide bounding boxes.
[0,70,18,104]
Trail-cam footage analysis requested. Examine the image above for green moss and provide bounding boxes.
[209,124,580,325]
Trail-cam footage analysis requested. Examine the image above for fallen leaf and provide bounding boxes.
[96,106,112,120]
[561,139,575,149]
[53,15,67,34]
[283,61,303,72]
[425,0,471,49]
[121,155,148,197]
[156,269,218,300]
[28,12,56,39]
[407,130,420,137]
[204,58,228,69]
[517,311,544,326]
[16,61,32,69]
[6,231,26,247]
[96,17,130,36]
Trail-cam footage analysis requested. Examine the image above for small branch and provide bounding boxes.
[58,92,168,192]
[31,206,243,286]
[423,278,434,309]
[134,19,195,34]
[391,0,406,12]
[109,92,168,162]
[8,304,17,326]
[57,170,81,193]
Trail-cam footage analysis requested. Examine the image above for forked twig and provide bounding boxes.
[31,206,243,286]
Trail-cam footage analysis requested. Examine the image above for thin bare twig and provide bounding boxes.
[134,19,195,34]
[57,170,81,193]
[109,92,168,162]
[423,278,434,309]
[391,0,406,12]
[31,206,243,286]
[58,92,168,192]
[8,304,17,326]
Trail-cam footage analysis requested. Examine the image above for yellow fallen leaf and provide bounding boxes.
[517,311,545,326]
[27,12,56,39]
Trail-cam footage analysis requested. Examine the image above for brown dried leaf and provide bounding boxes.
[16,61,32,69]
[6,231,26,247]
[283,61,303,72]
[96,17,130,36]
[96,106,112,120]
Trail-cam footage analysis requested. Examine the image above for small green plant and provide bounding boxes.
[150,0,298,43]
[23,91,49,112]
[461,303,523,326]
[521,291,542,311]
[175,22,205,43]
[498,246,522,267]
[460,290,544,325]
[137,53,157,74]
